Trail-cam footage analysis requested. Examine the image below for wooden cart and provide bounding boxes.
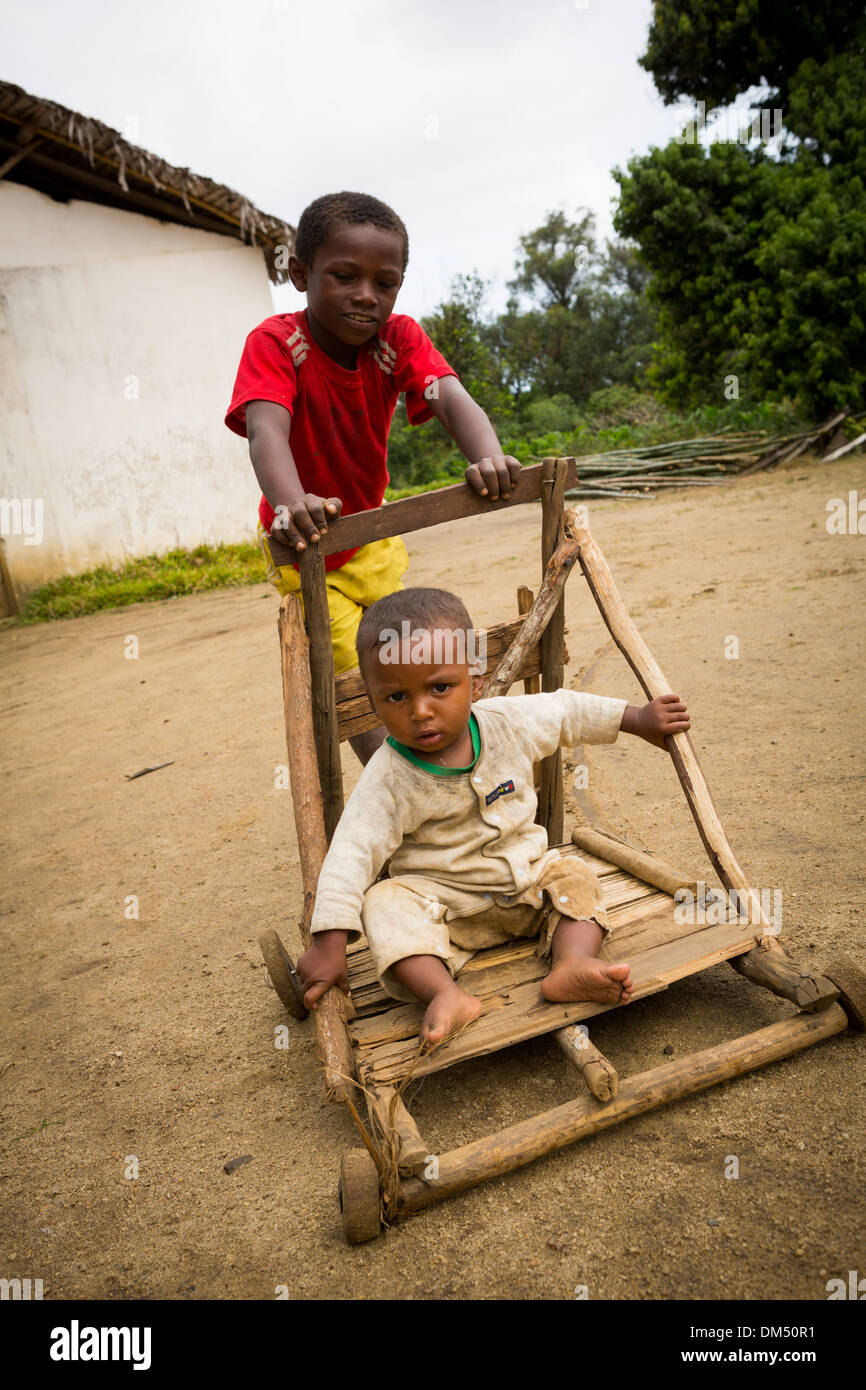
[259,458,865,1243]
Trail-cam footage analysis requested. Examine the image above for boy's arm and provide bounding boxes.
[479,690,690,760]
[297,759,408,1008]
[245,399,341,549]
[426,376,521,501]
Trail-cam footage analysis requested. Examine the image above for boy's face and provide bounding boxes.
[364,637,485,758]
[289,223,404,357]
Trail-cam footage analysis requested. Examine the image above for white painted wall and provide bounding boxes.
[0,182,274,599]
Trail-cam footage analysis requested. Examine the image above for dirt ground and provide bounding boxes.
[1,454,864,1302]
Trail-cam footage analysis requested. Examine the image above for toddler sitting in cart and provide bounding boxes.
[297,587,690,1050]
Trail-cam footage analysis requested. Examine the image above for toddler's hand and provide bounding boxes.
[629,694,691,748]
[465,456,522,501]
[270,493,342,550]
[296,931,350,1009]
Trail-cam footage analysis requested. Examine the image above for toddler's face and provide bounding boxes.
[290,222,404,348]
[365,641,484,758]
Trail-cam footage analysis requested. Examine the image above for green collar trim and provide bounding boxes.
[387,713,480,775]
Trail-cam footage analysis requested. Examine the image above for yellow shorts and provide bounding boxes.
[257,522,410,675]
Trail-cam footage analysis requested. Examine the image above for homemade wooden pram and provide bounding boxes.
[259,458,865,1243]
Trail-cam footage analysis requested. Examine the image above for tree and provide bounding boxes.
[420,272,512,424]
[640,0,864,107]
[614,3,866,414]
[507,208,599,313]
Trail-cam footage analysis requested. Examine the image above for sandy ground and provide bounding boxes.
[1,454,864,1302]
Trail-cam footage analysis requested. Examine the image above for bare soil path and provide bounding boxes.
[1,455,863,1300]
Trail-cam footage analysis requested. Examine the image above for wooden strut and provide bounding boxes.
[393,1005,847,1214]
[517,586,541,792]
[537,458,570,843]
[267,458,580,566]
[483,518,580,698]
[570,509,784,959]
[278,594,356,1102]
[366,1084,429,1176]
[298,544,344,842]
[571,827,697,898]
[572,827,837,1010]
[555,1025,619,1102]
[729,951,839,1014]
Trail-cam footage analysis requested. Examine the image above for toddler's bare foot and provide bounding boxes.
[419,983,481,1052]
[542,956,633,1005]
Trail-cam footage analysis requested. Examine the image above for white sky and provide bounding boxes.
[1,0,696,320]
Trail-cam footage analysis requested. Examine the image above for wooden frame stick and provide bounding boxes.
[278,593,356,1102]
[367,1085,429,1176]
[571,827,697,898]
[483,524,580,698]
[394,1006,847,1213]
[570,511,781,947]
[555,1025,619,1102]
[537,459,570,843]
[518,586,541,791]
[268,459,580,565]
[517,588,541,695]
[298,544,344,841]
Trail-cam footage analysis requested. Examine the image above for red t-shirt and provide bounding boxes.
[225,309,458,570]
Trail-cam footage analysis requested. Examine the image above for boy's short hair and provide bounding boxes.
[295,192,409,272]
[356,587,475,684]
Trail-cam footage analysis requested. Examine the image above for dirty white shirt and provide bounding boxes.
[310,690,628,942]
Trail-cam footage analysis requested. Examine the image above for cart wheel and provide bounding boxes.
[339,1149,382,1244]
[259,929,309,1021]
[823,956,866,1031]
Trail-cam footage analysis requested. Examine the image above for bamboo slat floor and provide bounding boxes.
[345,844,760,1085]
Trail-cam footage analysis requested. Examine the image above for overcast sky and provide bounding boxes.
[2,0,694,320]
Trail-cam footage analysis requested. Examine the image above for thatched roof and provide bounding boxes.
[0,80,295,283]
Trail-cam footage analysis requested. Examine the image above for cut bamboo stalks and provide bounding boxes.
[483,524,580,699]
[298,543,344,841]
[570,509,782,952]
[367,1084,429,1176]
[738,411,848,477]
[538,458,569,843]
[394,1005,848,1213]
[822,431,866,463]
[555,1025,619,1102]
[571,827,697,898]
[278,593,356,1103]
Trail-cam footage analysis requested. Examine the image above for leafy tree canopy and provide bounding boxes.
[641,0,864,107]
[615,2,866,415]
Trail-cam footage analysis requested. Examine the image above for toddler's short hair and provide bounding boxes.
[356,587,475,683]
[295,192,409,272]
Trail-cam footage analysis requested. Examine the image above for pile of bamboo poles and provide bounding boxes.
[563,412,850,501]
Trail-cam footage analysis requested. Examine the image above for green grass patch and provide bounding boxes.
[16,541,267,624]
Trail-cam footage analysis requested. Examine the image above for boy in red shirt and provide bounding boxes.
[225,191,521,764]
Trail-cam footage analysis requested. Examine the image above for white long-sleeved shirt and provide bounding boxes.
[310,689,628,941]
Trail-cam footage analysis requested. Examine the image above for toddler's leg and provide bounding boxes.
[389,955,481,1051]
[362,879,481,1050]
[542,917,633,1005]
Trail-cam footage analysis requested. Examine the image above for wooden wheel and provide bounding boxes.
[258,929,309,1021]
[339,1149,382,1244]
[822,956,866,1031]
